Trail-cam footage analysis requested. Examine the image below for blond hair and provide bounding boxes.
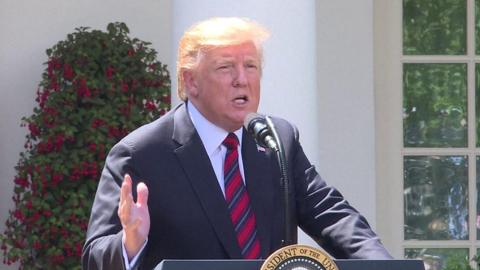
[176,17,270,101]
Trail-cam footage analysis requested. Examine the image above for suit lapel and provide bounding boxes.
[242,129,275,258]
[172,104,242,258]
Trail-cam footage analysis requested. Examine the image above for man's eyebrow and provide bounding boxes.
[245,57,259,62]
[212,57,234,64]
[215,55,235,60]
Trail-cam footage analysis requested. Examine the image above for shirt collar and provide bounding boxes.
[187,101,243,155]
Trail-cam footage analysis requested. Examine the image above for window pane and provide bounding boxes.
[404,156,468,240]
[405,248,469,270]
[403,64,467,147]
[476,0,480,54]
[477,157,480,239]
[476,64,480,146]
[403,0,467,55]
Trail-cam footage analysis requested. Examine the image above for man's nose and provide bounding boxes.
[232,66,248,87]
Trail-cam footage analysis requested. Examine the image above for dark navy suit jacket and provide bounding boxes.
[82,103,392,270]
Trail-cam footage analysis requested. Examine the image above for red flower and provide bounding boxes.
[80,221,88,230]
[148,63,157,70]
[54,134,65,151]
[37,140,53,154]
[143,79,153,87]
[14,240,26,249]
[14,177,29,188]
[28,123,40,137]
[121,102,134,116]
[108,126,121,138]
[88,143,96,152]
[66,246,74,257]
[44,210,52,218]
[51,174,63,185]
[131,79,138,90]
[33,241,42,250]
[89,162,98,176]
[153,79,164,87]
[161,94,171,104]
[63,63,75,80]
[81,162,90,177]
[41,107,59,128]
[76,78,91,98]
[50,75,59,91]
[145,100,156,111]
[51,254,65,264]
[13,210,24,222]
[30,212,41,223]
[25,200,33,210]
[128,48,135,57]
[98,144,106,160]
[105,66,114,79]
[75,243,82,257]
[70,166,81,181]
[37,88,50,108]
[91,118,105,128]
[47,58,61,77]
[121,82,129,93]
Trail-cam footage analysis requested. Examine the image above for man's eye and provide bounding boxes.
[217,64,231,70]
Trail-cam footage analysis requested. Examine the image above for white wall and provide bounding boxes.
[316,0,377,226]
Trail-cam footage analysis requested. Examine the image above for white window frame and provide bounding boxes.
[374,0,478,260]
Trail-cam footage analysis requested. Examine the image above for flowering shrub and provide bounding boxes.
[0,22,170,269]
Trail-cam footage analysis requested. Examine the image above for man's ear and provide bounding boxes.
[182,70,199,97]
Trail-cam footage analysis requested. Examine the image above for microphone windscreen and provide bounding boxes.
[243,112,264,130]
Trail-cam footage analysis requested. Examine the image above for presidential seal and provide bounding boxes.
[261,245,338,270]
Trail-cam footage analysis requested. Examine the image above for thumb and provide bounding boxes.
[136,182,149,206]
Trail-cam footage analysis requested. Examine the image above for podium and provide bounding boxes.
[155,259,425,270]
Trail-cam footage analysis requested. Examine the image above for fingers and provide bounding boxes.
[119,174,133,227]
[118,174,149,229]
[120,174,133,203]
[136,182,149,206]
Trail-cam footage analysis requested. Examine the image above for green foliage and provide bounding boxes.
[405,248,473,270]
[403,0,466,55]
[403,63,467,147]
[0,22,171,269]
[404,156,468,240]
[476,64,480,146]
[444,253,475,270]
[476,0,480,54]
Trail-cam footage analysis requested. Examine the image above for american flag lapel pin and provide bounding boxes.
[256,145,266,152]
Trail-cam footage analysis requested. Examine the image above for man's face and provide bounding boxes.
[184,42,261,132]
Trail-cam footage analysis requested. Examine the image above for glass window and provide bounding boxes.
[405,248,470,270]
[404,156,468,240]
[403,64,467,147]
[400,0,475,268]
[403,0,467,55]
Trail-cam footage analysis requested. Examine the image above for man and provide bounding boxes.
[82,17,392,270]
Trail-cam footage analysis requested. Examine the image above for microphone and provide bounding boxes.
[244,113,278,150]
[244,112,293,246]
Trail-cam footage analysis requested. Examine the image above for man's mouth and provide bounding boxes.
[233,95,248,105]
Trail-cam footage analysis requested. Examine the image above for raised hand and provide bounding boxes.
[118,174,150,260]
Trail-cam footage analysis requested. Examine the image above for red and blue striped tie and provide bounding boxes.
[223,133,261,259]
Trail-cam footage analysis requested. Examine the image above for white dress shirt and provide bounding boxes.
[123,102,246,268]
[187,101,246,195]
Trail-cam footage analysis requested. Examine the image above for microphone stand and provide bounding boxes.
[265,116,293,247]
